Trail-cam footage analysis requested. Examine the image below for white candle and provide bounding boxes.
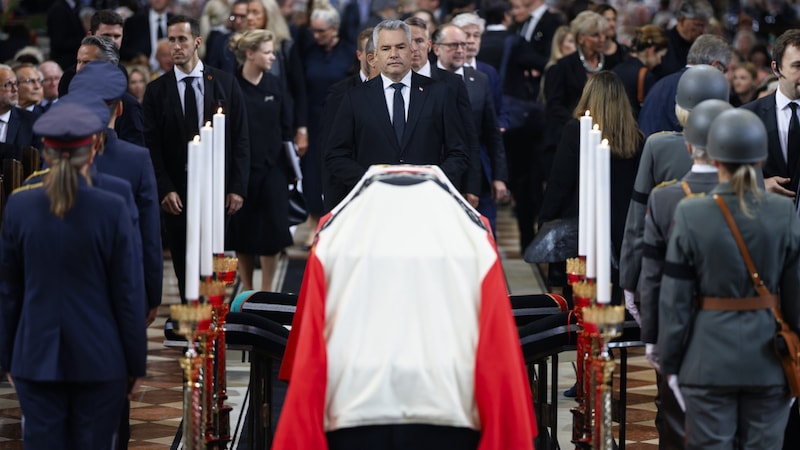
[185,136,202,301]
[200,123,214,277]
[585,124,601,280]
[212,109,226,254]
[596,139,611,304]
[578,111,592,256]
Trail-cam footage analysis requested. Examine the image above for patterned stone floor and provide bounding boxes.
[0,203,659,449]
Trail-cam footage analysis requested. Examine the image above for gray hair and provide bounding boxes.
[691,146,710,161]
[677,0,713,21]
[80,35,120,66]
[310,6,341,29]
[372,20,411,49]
[451,12,485,33]
[570,10,608,39]
[687,34,732,66]
[365,33,376,55]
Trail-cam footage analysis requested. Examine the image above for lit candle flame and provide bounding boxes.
[584,110,590,117]
[593,124,599,131]
[193,135,200,142]
[601,139,609,145]
[217,107,223,114]
[205,121,212,127]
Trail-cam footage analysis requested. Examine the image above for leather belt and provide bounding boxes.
[700,295,778,311]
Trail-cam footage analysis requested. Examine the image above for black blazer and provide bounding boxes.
[463,67,508,186]
[742,93,789,188]
[46,0,85,71]
[142,65,250,201]
[120,10,173,63]
[0,107,38,160]
[325,72,469,205]
[505,10,564,100]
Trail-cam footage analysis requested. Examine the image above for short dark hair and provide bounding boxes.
[357,27,374,52]
[90,10,124,34]
[773,29,800,70]
[167,14,201,38]
[481,0,509,26]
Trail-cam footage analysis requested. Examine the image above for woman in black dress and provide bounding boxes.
[228,29,294,291]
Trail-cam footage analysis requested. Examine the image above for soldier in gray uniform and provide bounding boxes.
[639,99,731,450]
[619,64,729,319]
[659,109,800,450]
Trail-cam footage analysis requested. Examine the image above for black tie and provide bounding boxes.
[157,16,165,40]
[789,102,800,183]
[391,82,405,144]
[183,77,199,139]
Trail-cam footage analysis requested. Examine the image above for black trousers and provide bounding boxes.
[163,212,187,303]
[327,424,480,450]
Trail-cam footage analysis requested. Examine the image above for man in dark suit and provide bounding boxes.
[434,24,508,233]
[505,0,562,101]
[405,17,479,204]
[742,29,800,199]
[325,20,469,206]
[0,65,38,160]
[120,0,172,70]
[46,0,85,71]
[652,0,713,79]
[143,15,249,303]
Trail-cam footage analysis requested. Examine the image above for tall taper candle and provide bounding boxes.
[185,136,202,301]
[586,124,601,280]
[596,139,611,303]
[200,123,214,277]
[212,108,226,254]
[579,110,592,256]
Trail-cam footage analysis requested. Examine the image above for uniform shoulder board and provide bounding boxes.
[685,192,706,199]
[24,168,50,183]
[12,182,44,195]
[653,179,678,190]
[651,131,680,137]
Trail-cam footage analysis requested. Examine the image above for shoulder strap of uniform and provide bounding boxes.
[12,181,43,195]
[24,168,50,183]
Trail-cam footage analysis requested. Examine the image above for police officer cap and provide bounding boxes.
[69,61,127,102]
[33,95,109,149]
[675,65,729,110]
[707,109,767,164]
[684,99,733,148]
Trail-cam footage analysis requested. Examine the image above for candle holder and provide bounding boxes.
[200,277,233,446]
[571,279,596,448]
[583,305,625,450]
[171,304,212,450]
[213,254,238,285]
[566,256,586,285]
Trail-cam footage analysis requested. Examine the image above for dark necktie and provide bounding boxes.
[157,16,165,40]
[789,102,800,182]
[183,77,199,139]
[391,82,405,144]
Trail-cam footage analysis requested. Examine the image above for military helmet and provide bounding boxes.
[675,65,729,110]
[707,109,767,163]
[684,99,733,148]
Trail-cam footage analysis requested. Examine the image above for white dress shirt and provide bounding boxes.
[381,71,412,123]
[775,88,799,164]
[174,61,205,132]
[0,109,10,143]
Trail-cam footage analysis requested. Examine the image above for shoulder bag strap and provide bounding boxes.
[637,66,648,105]
[714,194,789,325]
[681,180,692,196]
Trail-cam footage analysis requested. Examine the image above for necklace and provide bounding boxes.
[578,47,604,74]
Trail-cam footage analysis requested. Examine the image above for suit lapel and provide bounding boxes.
[463,67,480,108]
[402,73,428,151]
[202,68,216,123]
[6,110,20,145]
[764,93,786,173]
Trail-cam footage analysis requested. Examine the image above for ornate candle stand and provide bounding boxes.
[200,277,231,448]
[583,305,625,450]
[571,277,596,448]
[171,304,213,450]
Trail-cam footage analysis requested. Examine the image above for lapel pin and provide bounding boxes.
[469,77,475,81]
[207,74,213,80]
[419,86,423,92]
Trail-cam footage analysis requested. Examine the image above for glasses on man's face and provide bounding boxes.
[229,13,246,21]
[43,77,60,84]
[439,42,467,50]
[0,80,17,91]
[17,78,43,87]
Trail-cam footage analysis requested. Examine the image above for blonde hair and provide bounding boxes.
[42,142,94,218]
[570,11,608,41]
[574,71,642,159]
[547,25,573,68]
[250,0,292,46]
[721,162,762,217]
[229,29,275,65]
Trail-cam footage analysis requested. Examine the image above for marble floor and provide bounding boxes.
[0,203,659,449]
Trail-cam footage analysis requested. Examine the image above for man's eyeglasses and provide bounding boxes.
[0,80,17,91]
[438,42,467,50]
[17,78,43,87]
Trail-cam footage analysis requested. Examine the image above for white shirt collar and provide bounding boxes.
[486,24,506,31]
[381,70,412,90]
[360,70,369,82]
[691,164,718,173]
[530,4,547,22]
[776,87,798,111]
[0,109,10,123]
[175,60,205,81]
[436,61,465,78]
[416,60,432,78]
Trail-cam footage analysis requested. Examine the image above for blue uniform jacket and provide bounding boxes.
[95,129,163,310]
[0,180,147,380]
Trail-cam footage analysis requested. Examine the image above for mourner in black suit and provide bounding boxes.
[120,0,173,70]
[741,30,800,200]
[143,15,250,302]
[46,0,85,72]
[325,20,469,207]
[0,66,38,160]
